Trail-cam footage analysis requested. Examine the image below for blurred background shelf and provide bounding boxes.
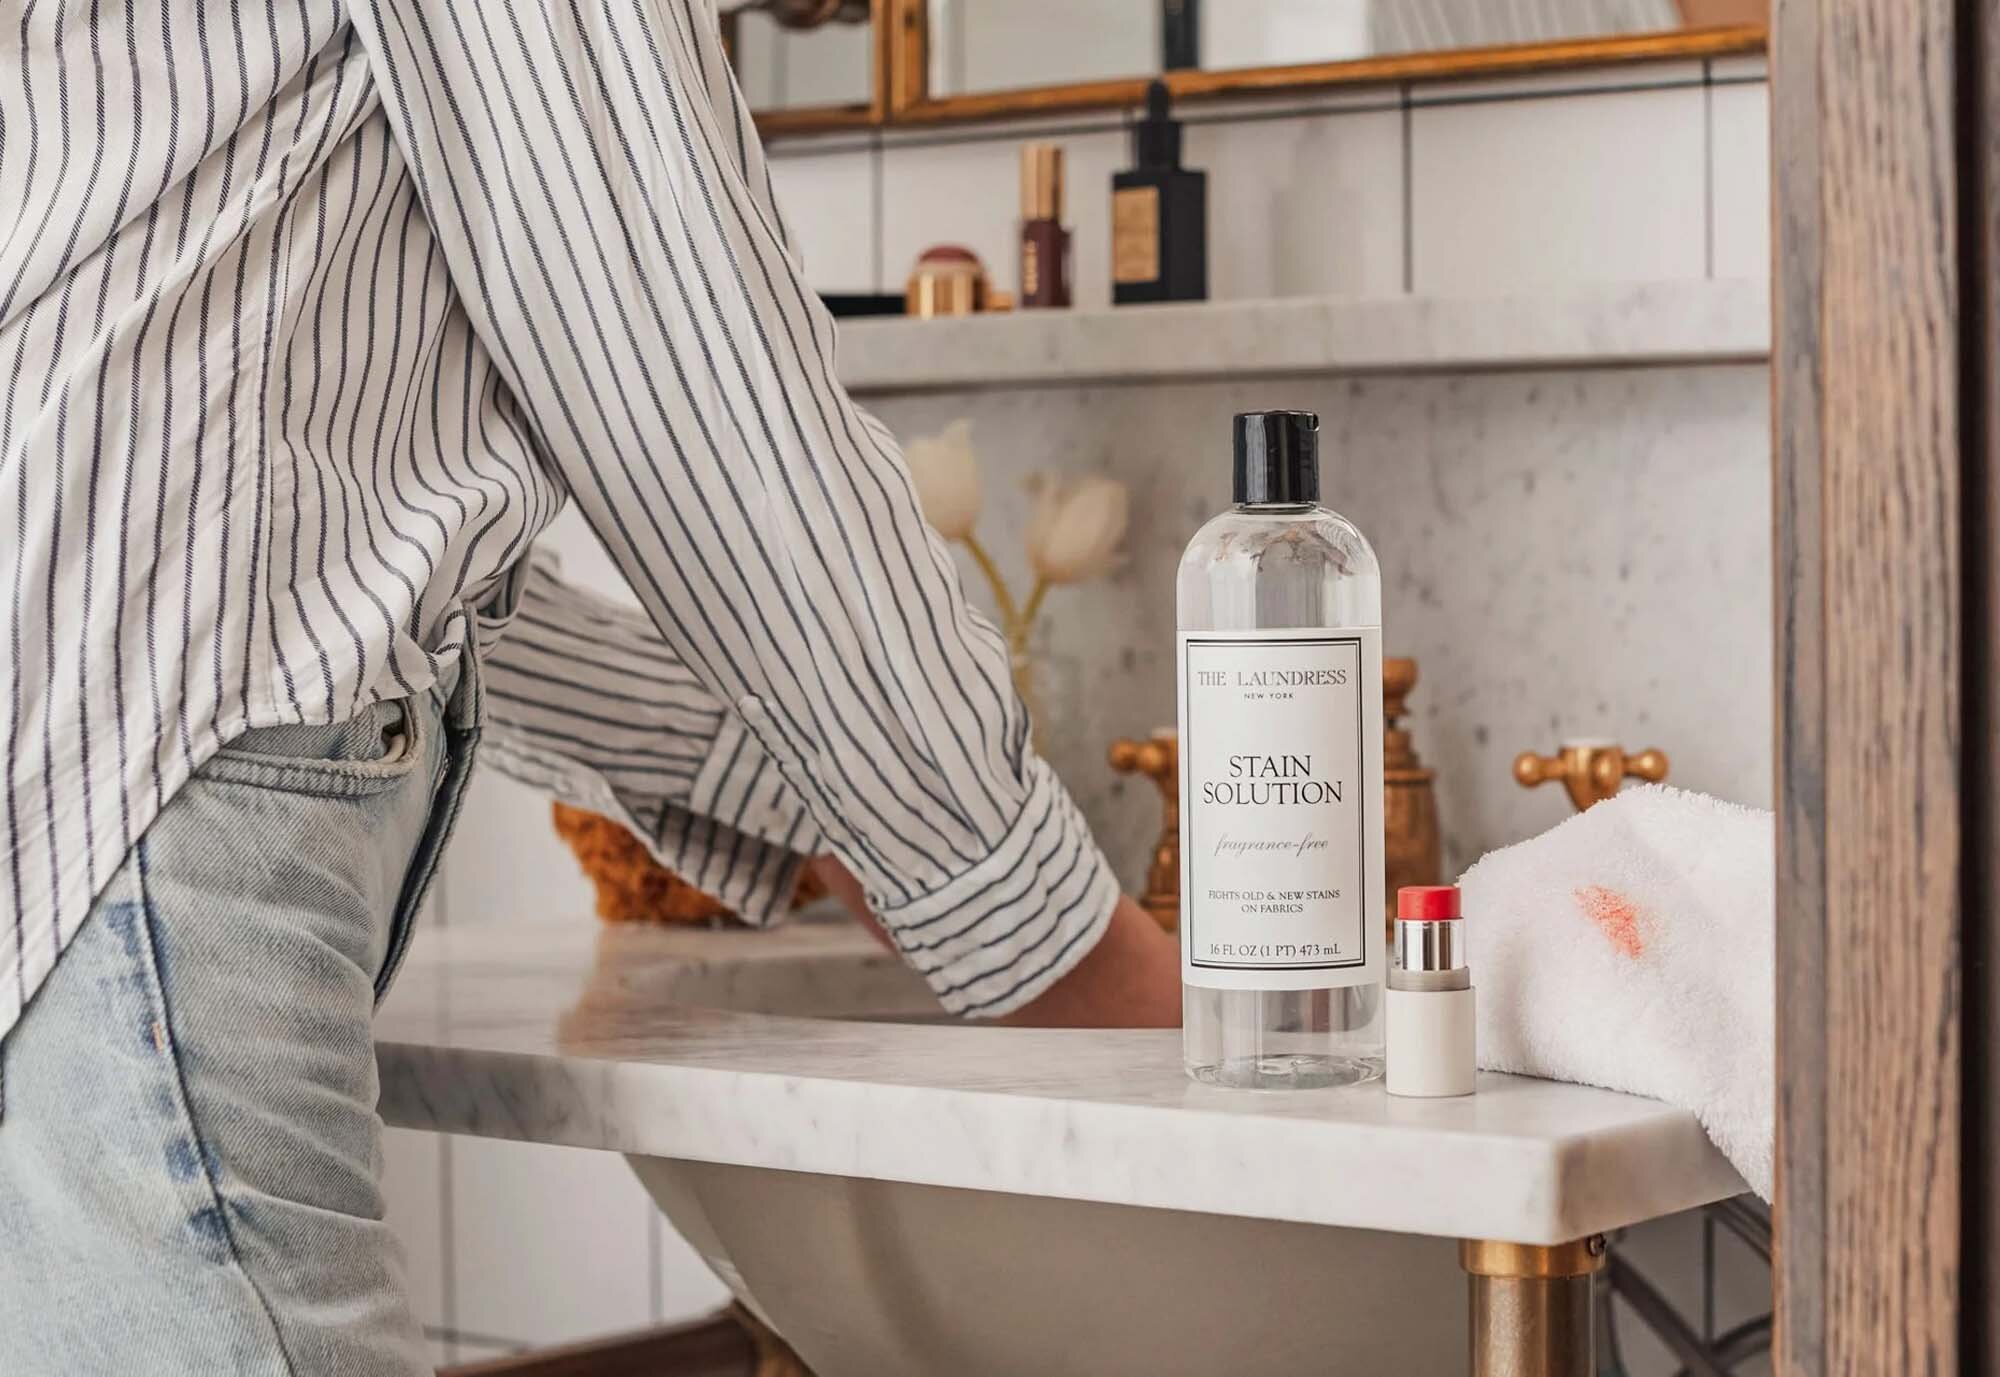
[837,279,1770,394]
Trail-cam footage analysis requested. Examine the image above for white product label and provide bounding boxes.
[1177,627,1384,991]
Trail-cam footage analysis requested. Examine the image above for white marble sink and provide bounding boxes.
[377,918,1742,1376]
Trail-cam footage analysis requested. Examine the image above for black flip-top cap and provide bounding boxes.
[1233,411,1320,504]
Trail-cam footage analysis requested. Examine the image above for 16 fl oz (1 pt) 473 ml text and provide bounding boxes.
[1197,939,1352,962]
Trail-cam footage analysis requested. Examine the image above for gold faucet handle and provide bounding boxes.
[1595,745,1668,793]
[1512,750,1567,789]
[1109,730,1180,933]
[1513,741,1669,813]
[1108,732,1176,786]
[1383,657,1417,723]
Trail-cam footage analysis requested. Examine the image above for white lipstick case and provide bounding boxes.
[1385,885,1476,1098]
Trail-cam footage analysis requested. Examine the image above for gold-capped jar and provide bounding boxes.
[904,245,1013,317]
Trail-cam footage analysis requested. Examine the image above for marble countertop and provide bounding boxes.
[837,279,1770,394]
[376,918,1745,1246]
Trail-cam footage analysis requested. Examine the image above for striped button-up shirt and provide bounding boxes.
[1,0,1118,1039]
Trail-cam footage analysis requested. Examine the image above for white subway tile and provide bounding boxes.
[878,127,1127,310]
[653,1215,733,1325]
[769,140,881,293]
[1709,81,1770,282]
[449,1139,659,1349]
[877,110,1129,146]
[381,1128,448,1329]
[1413,59,1703,103]
[439,766,598,928]
[1411,84,1707,294]
[434,1334,520,1366]
[1185,107,1405,301]
[1710,54,1769,82]
[1176,84,1396,123]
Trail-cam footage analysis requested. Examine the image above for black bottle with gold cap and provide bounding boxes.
[1112,81,1207,305]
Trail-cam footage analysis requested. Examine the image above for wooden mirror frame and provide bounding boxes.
[740,0,896,139]
[750,0,1765,138]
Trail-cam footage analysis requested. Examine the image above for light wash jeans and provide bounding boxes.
[0,658,481,1376]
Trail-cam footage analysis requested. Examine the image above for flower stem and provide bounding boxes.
[962,533,1022,630]
[1019,577,1049,632]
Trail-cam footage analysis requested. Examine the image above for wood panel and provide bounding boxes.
[882,14,1764,129]
[1769,0,1825,1362]
[1970,6,2000,1370]
[1772,1,1966,1373]
[758,1,1764,137]
[436,1313,755,1377]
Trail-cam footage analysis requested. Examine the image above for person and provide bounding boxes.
[0,1,1178,1370]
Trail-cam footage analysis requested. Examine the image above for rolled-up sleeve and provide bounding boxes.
[354,0,1118,1014]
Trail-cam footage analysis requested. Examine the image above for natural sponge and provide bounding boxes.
[550,803,825,924]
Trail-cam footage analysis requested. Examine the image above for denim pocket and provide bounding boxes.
[200,698,426,800]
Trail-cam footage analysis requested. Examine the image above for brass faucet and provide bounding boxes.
[1106,730,1179,932]
[1513,740,1669,813]
[1383,657,1442,936]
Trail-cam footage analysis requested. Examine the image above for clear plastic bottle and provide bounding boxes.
[1177,412,1385,1089]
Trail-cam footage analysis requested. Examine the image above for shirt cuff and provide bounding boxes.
[869,757,1121,1018]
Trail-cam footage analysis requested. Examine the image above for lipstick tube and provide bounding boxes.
[1386,884,1476,1097]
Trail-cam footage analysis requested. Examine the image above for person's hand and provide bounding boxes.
[1001,893,1179,1028]
[805,857,1179,1027]
[805,854,894,951]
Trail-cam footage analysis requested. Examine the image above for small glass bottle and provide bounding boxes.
[1019,143,1071,309]
[1176,411,1386,1089]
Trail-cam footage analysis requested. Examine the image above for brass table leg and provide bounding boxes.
[1460,1236,1607,1377]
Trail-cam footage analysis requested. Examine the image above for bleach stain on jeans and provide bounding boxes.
[186,1203,229,1247]
[101,900,142,959]
[92,902,157,1045]
[166,1138,201,1182]
[89,896,236,1253]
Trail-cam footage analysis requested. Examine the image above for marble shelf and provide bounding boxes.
[376,918,1745,1247]
[835,279,1770,394]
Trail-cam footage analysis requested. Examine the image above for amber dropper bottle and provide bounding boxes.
[1019,143,1072,309]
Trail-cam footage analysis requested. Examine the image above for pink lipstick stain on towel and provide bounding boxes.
[1574,885,1646,958]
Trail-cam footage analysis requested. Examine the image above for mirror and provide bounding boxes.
[922,0,1767,100]
[724,0,876,116]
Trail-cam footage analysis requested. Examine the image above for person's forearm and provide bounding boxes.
[1000,894,1180,1028]
[808,858,1179,1027]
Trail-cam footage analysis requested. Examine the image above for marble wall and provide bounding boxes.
[863,362,1773,890]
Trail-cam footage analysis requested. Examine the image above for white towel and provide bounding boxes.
[1458,784,1774,1199]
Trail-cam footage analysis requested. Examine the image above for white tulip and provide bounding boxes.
[1025,475,1128,585]
[904,419,982,541]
